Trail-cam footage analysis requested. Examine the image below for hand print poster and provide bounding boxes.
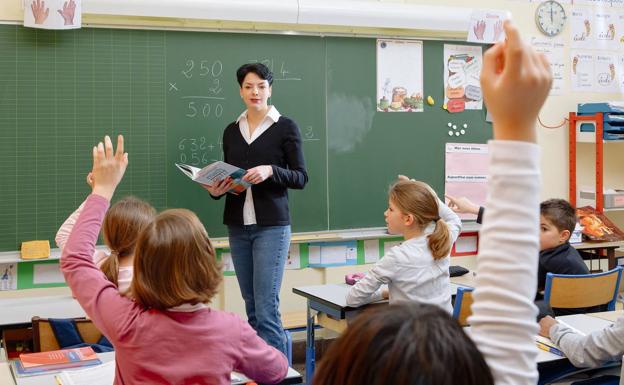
[467,9,510,44]
[444,44,483,111]
[24,0,81,30]
[376,39,424,112]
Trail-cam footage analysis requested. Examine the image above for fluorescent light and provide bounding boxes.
[83,0,474,33]
[298,0,473,32]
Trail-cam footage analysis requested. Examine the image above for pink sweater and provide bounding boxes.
[60,194,288,385]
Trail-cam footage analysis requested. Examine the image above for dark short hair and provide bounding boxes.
[236,63,273,86]
[540,198,577,235]
[313,303,494,385]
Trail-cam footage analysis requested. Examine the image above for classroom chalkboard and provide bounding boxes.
[0,25,491,252]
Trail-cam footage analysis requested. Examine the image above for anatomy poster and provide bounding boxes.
[24,0,81,30]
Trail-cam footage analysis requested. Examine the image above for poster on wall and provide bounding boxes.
[444,143,488,221]
[23,0,81,30]
[595,53,620,93]
[594,8,618,50]
[531,36,566,95]
[571,51,595,91]
[570,7,594,48]
[466,9,510,44]
[376,39,424,112]
[443,44,483,112]
[0,263,17,291]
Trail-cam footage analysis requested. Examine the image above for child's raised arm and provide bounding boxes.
[469,20,551,385]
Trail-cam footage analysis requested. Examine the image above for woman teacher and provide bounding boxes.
[205,63,308,354]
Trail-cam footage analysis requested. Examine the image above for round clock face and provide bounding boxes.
[536,0,567,37]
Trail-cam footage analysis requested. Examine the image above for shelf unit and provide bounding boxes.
[569,111,624,213]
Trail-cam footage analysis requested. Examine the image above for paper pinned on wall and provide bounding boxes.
[445,143,488,221]
[24,0,81,30]
[285,244,302,270]
[33,263,64,285]
[220,251,235,274]
[307,241,358,267]
[382,240,402,255]
[364,240,380,264]
[466,9,511,44]
[0,263,17,290]
[531,36,565,95]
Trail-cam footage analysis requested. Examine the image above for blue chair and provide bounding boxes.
[452,287,474,326]
[543,266,623,312]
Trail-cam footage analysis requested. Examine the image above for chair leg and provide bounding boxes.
[284,329,293,366]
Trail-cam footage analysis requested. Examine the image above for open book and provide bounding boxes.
[176,161,251,195]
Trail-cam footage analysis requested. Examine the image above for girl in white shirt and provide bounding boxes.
[56,174,156,295]
[346,179,461,312]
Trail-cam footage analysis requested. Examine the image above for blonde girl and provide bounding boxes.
[56,174,156,295]
[346,178,461,312]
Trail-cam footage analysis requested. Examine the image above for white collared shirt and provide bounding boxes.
[235,106,281,225]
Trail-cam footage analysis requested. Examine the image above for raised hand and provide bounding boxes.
[91,135,128,201]
[473,20,486,40]
[31,0,49,24]
[243,165,273,185]
[480,21,552,143]
[57,0,76,25]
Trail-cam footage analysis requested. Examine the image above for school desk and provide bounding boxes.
[292,277,475,382]
[0,288,84,330]
[572,240,624,271]
[587,310,624,323]
[2,351,303,385]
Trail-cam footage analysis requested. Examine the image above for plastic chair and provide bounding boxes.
[543,266,623,312]
[452,287,474,326]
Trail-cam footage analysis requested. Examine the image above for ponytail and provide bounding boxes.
[428,219,451,260]
[100,251,120,287]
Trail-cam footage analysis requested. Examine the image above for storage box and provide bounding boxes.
[579,190,624,209]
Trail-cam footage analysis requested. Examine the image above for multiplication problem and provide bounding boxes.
[178,137,218,166]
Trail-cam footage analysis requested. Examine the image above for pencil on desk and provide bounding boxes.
[536,341,564,357]
[54,375,64,385]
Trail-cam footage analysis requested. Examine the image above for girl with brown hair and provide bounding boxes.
[346,178,461,313]
[56,174,155,295]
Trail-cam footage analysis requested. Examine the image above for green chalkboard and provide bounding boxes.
[0,25,491,252]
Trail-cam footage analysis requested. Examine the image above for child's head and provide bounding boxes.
[539,199,576,251]
[131,209,222,311]
[101,196,156,288]
[314,303,494,385]
[387,180,451,259]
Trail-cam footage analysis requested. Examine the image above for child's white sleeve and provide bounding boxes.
[469,140,540,385]
[55,201,86,250]
[438,198,462,243]
[345,251,395,307]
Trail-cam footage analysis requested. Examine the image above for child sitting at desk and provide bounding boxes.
[345,178,461,313]
[56,173,156,296]
[446,195,589,315]
[60,135,288,384]
[314,20,552,385]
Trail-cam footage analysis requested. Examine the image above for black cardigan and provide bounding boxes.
[213,116,308,226]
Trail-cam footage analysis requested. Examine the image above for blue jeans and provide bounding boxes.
[228,225,290,355]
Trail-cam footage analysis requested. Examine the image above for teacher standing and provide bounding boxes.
[204,63,308,355]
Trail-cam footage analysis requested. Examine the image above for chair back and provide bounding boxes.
[544,266,623,311]
[452,287,474,326]
[31,316,103,352]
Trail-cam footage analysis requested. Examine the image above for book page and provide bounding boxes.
[58,361,115,385]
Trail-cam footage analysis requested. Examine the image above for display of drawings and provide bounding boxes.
[23,0,81,30]
[376,39,424,112]
[444,45,483,112]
